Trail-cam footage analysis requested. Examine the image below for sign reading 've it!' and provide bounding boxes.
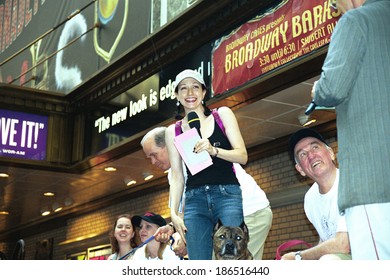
[0,109,48,160]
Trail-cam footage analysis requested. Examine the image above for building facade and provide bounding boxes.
[0,0,338,259]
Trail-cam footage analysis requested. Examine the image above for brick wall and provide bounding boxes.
[12,137,337,260]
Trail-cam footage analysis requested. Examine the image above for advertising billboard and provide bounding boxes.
[0,109,48,160]
[212,0,341,96]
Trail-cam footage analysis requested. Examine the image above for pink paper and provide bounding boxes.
[173,128,213,175]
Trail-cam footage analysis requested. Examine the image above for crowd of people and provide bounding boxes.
[109,127,353,260]
[107,0,389,260]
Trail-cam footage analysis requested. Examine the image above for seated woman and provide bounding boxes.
[107,213,138,260]
[131,212,180,260]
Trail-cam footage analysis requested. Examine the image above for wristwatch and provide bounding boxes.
[295,251,302,260]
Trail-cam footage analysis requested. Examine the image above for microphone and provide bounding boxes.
[305,100,317,115]
[187,111,201,137]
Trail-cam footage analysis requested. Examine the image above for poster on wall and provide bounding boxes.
[0,109,48,160]
[211,0,341,96]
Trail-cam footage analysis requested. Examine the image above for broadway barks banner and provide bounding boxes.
[211,0,341,96]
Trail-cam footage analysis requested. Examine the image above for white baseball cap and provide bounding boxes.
[174,69,206,92]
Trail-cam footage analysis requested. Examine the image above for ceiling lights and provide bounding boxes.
[52,202,63,213]
[104,166,117,172]
[39,195,74,216]
[143,173,154,181]
[124,178,137,186]
[40,206,51,216]
[24,163,161,219]
[43,192,55,197]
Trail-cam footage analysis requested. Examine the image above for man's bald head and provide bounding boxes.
[141,127,171,171]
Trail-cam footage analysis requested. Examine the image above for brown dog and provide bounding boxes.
[213,219,253,260]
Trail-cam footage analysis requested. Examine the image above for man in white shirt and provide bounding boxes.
[282,128,351,260]
[141,127,272,259]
